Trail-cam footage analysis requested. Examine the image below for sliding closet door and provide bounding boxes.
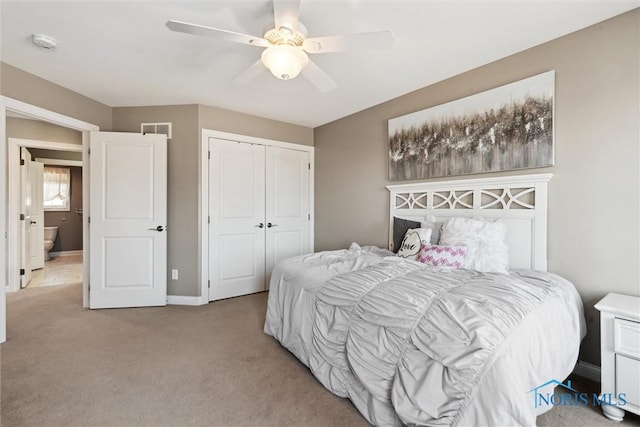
[265,146,311,287]
[209,139,266,301]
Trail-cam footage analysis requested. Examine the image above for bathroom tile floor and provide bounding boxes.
[26,255,83,288]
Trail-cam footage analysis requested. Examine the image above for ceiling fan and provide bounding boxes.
[166,0,393,92]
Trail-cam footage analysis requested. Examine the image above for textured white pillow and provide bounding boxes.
[397,228,432,261]
[420,214,442,244]
[439,217,509,273]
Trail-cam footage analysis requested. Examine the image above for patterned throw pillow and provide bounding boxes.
[417,243,467,268]
[397,228,432,260]
[392,217,422,253]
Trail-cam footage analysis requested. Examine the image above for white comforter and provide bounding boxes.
[264,244,586,426]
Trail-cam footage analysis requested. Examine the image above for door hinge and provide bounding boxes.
[208,280,211,289]
[208,151,211,160]
[20,159,25,166]
[308,162,311,170]
[88,216,91,224]
[88,148,91,155]
[20,268,25,276]
[308,214,311,220]
[20,213,25,221]
[208,215,210,224]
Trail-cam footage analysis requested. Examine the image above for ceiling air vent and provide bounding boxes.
[141,122,172,140]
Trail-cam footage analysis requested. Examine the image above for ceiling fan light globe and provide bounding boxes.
[261,45,309,80]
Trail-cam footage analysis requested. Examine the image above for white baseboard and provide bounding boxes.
[167,295,208,306]
[573,360,601,382]
[49,250,83,257]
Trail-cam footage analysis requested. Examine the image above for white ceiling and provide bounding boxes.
[1,1,637,128]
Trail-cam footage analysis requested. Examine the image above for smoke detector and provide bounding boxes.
[31,34,58,50]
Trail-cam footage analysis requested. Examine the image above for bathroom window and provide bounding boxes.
[43,166,71,211]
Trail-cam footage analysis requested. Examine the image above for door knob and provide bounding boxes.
[255,223,264,228]
[267,222,278,228]
[148,225,164,232]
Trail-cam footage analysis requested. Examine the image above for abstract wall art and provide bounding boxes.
[388,71,555,180]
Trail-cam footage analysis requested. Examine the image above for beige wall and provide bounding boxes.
[1,59,313,299]
[198,105,313,146]
[112,104,313,297]
[1,63,112,130]
[314,10,640,366]
[43,166,83,252]
[112,105,200,296]
[1,62,312,298]
[7,117,83,145]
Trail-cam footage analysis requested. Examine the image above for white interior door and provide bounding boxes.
[265,146,311,286]
[209,138,266,301]
[89,132,167,309]
[30,161,45,270]
[20,147,32,288]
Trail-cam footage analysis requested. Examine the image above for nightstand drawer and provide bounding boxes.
[615,318,640,359]
[616,354,640,407]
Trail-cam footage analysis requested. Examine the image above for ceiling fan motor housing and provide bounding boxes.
[264,27,305,47]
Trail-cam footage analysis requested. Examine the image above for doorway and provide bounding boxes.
[1,96,99,343]
[8,140,83,291]
[7,138,86,292]
[7,138,83,292]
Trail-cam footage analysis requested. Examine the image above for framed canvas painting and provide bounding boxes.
[388,71,555,180]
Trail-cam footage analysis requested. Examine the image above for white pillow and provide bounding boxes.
[397,228,432,260]
[420,214,442,244]
[439,217,509,274]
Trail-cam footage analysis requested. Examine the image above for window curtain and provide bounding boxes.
[43,167,70,208]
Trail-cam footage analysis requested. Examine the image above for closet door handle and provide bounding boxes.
[148,225,164,232]
[255,223,264,229]
[267,222,278,228]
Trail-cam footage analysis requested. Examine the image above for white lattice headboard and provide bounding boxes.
[387,174,552,271]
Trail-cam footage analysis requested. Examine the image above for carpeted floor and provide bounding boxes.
[2,283,639,426]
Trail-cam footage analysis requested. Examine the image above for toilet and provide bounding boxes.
[44,226,58,261]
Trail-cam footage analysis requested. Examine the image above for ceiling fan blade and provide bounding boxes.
[302,60,337,93]
[273,0,301,32]
[303,30,393,54]
[232,60,267,85]
[166,20,270,48]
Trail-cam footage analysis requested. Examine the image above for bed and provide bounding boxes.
[264,174,586,426]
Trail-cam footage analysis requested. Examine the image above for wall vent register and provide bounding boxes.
[141,122,172,140]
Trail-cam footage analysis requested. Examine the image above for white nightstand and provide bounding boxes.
[595,293,640,421]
